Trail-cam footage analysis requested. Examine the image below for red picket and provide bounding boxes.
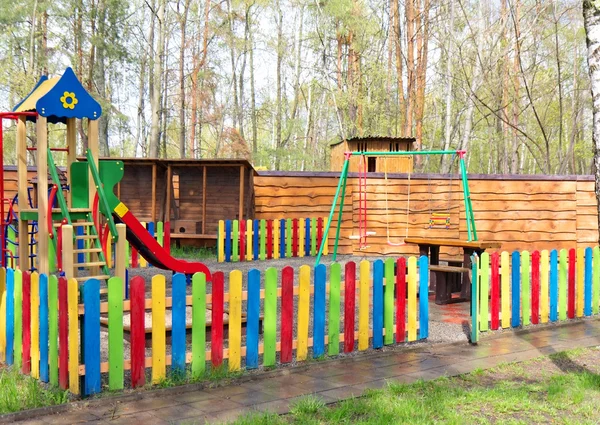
[130,276,146,388]
[280,267,294,363]
[22,271,31,374]
[239,220,246,262]
[164,222,171,255]
[317,218,323,252]
[568,248,575,319]
[396,258,406,342]
[266,220,273,260]
[344,262,356,353]
[292,219,299,257]
[131,246,139,268]
[531,251,540,324]
[58,277,68,389]
[490,252,500,330]
[211,272,224,367]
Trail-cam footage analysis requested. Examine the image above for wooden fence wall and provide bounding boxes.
[255,172,598,256]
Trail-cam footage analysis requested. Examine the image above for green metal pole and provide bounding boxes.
[332,162,350,261]
[348,150,460,157]
[464,168,477,241]
[315,158,350,266]
[459,156,473,241]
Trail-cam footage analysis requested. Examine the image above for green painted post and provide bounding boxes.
[108,277,124,390]
[459,156,473,241]
[471,255,479,344]
[156,221,164,247]
[384,258,395,344]
[232,220,239,262]
[191,273,206,378]
[328,263,341,356]
[594,247,600,315]
[311,218,317,256]
[286,219,292,258]
[263,268,277,366]
[259,220,266,261]
[559,249,568,321]
[521,251,531,325]
[479,253,489,331]
[49,275,58,386]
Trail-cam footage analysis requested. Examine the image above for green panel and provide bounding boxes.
[7,226,17,261]
[259,220,266,261]
[594,247,600,315]
[70,162,89,209]
[286,219,292,258]
[263,268,277,366]
[328,263,341,356]
[108,277,124,390]
[384,258,395,344]
[232,220,239,262]
[98,159,125,212]
[479,253,489,331]
[14,270,22,369]
[156,221,164,247]
[311,218,317,256]
[521,251,531,325]
[191,273,206,378]
[49,275,58,386]
[559,249,567,321]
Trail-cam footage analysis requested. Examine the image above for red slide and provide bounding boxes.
[113,206,212,280]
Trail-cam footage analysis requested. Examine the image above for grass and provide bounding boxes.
[152,363,244,390]
[0,366,69,414]
[229,347,600,425]
[170,246,216,260]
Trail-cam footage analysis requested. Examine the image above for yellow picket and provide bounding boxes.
[228,270,242,371]
[359,260,370,350]
[577,248,584,317]
[407,257,417,342]
[151,275,166,383]
[217,220,225,263]
[246,219,253,261]
[297,265,310,361]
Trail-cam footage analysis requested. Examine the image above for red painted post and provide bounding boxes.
[131,246,139,268]
[266,220,273,260]
[164,222,171,255]
[211,272,224,367]
[239,220,246,262]
[280,267,294,363]
[490,252,500,330]
[130,276,146,388]
[344,262,356,353]
[58,277,68,389]
[317,217,323,253]
[568,248,576,319]
[292,219,299,257]
[22,272,31,374]
[531,251,540,324]
[396,258,406,342]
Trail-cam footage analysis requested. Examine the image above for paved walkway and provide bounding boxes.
[11,319,600,425]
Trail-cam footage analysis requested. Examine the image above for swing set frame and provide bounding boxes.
[315,149,477,266]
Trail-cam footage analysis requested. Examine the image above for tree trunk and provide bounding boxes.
[391,0,405,134]
[226,0,239,131]
[149,0,165,158]
[405,0,415,138]
[178,0,191,158]
[510,0,521,174]
[440,0,455,173]
[249,7,258,156]
[414,0,430,156]
[274,0,283,170]
[96,0,110,156]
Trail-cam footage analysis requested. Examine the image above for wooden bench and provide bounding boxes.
[429,264,471,305]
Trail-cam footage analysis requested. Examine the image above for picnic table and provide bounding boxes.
[403,237,502,305]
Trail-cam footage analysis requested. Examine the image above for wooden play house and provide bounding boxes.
[329,136,415,173]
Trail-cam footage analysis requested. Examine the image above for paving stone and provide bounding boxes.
[42,411,102,424]
[202,407,250,424]
[228,390,281,406]
[188,397,244,414]
[316,385,364,401]
[103,411,169,425]
[252,399,291,415]
[151,403,206,421]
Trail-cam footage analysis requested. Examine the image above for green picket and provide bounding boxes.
[479,252,489,331]
[559,249,568,321]
[593,247,600,315]
[264,268,277,366]
[157,221,164,247]
[521,251,531,326]
[259,220,266,261]
[14,270,22,369]
[49,275,58,386]
[328,263,341,356]
[384,258,395,344]
[311,218,317,256]
[191,273,206,378]
[286,219,292,258]
[232,220,239,262]
[108,277,124,390]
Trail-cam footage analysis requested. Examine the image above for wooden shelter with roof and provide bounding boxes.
[329,136,415,173]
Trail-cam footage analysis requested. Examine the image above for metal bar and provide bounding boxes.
[332,160,350,261]
[86,149,118,242]
[315,158,350,266]
[347,150,464,157]
[459,156,473,241]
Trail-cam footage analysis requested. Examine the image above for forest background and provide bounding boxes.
[0,0,589,174]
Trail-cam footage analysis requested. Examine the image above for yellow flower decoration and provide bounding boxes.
[60,91,78,110]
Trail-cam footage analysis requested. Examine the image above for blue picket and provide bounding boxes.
[305,218,311,255]
[550,250,558,322]
[372,260,384,349]
[585,247,593,317]
[6,268,14,365]
[83,279,101,395]
[39,274,49,382]
[253,220,259,261]
[313,264,326,357]
[147,222,155,267]
[246,269,260,369]
[225,220,232,263]
[419,256,429,339]
[280,219,286,259]
[77,227,84,268]
[171,273,186,374]
[511,251,521,327]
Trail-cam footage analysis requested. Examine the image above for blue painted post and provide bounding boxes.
[373,260,384,349]
[76,227,84,268]
[147,222,155,267]
[419,256,429,339]
[83,279,101,396]
[39,274,49,382]
[280,219,286,259]
[585,247,593,317]
[246,269,260,369]
[305,218,311,255]
[253,220,259,261]
[511,251,521,327]
[550,250,558,322]
[171,273,186,374]
[313,264,326,357]
[6,268,14,365]
[225,220,232,263]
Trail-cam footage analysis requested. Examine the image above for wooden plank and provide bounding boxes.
[152,275,166,383]
[501,251,510,328]
[151,163,157,222]
[239,220,246,262]
[130,276,146,387]
[359,261,370,349]
[540,250,550,324]
[108,277,124,390]
[273,219,279,259]
[568,248,576,319]
[22,271,31,374]
[58,278,68,388]
[246,269,260,369]
[191,272,206,378]
[286,218,292,258]
[232,220,239,262]
[344,262,356,353]
[171,274,186,374]
[407,257,417,341]
[39,274,49,382]
[328,263,341,356]
[311,218,317,256]
[246,219,253,261]
[263,268,277,366]
[5,269,13,366]
[228,270,242,371]
[559,249,568,321]
[211,272,224,367]
[253,220,259,260]
[266,220,273,260]
[1,268,8,363]
[297,265,310,361]
[202,166,207,234]
[521,251,530,326]
[292,219,299,257]
[531,251,540,325]
[225,220,231,263]
[83,278,101,395]
[281,267,294,363]
[479,253,489,332]
[217,221,225,262]
[259,220,266,261]
[165,165,171,223]
[313,264,326,357]
[490,252,500,330]
[396,258,406,342]
[239,165,244,222]
[37,116,49,275]
[67,278,79,394]
[511,251,521,327]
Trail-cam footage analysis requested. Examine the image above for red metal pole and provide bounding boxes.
[0,120,4,267]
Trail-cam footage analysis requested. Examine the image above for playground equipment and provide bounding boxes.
[316,149,477,265]
[0,67,211,282]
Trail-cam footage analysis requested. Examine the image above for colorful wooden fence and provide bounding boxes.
[471,247,600,343]
[0,256,429,396]
[217,217,328,263]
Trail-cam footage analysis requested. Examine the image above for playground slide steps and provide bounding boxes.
[74,247,103,254]
[74,274,110,282]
